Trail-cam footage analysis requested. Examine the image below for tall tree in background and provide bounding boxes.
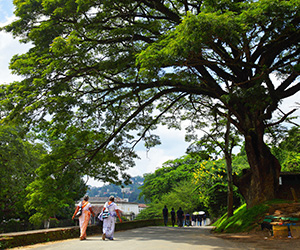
[140,155,198,202]
[271,126,300,173]
[187,110,241,217]
[0,125,45,221]
[1,0,299,207]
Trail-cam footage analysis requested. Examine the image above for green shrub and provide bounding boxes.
[213,203,269,233]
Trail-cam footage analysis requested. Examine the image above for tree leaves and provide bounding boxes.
[140,154,201,202]
[1,0,299,206]
[0,125,46,221]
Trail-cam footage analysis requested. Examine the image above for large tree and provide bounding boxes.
[1,0,299,207]
[0,125,46,221]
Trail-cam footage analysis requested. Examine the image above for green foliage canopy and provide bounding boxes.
[193,159,243,218]
[25,157,87,225]
[0,125,46,221]
[137,180,201,220]
[140,155,199,202]
[1,0,299,205]
[272,126,300,172]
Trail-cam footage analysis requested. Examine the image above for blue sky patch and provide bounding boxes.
[0,0,14,23]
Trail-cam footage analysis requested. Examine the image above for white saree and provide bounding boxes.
[101,201,119,240]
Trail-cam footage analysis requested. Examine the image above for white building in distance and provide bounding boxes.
[76,197,147,221]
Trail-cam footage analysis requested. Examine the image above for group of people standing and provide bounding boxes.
[162,205,206,227]
[192,213,207,226]
[72,195,122,241]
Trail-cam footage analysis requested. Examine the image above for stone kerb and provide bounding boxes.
[0,219,164,249]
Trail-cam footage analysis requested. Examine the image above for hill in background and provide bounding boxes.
[86,176,145,203]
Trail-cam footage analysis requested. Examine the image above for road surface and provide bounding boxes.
[11,226,260,250]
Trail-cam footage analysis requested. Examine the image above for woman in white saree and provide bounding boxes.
[99,196,122,240]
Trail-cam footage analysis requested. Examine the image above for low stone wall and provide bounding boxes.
[115,218,164,231]
[0,219,164,249]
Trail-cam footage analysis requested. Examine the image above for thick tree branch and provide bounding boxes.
[87,87,184,162]
[266,108,297,128]
[275,72,299,93]
[141,0,181,24]
[279,82,300,100]
[132,92,188,148]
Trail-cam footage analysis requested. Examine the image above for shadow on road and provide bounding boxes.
[15,226,255,249]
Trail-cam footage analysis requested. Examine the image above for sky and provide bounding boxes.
[1,0,299,187]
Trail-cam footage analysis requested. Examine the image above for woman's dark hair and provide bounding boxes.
[83,195,89,201]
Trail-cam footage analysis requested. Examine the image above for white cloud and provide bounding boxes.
[275,88,300,127]
[129,147,182,176]
[0,0,14,23]
[270,73,300,126]
[86,125,190,187]
[0,17,32,85]
[129,124,192,175]
[84,176,104,187]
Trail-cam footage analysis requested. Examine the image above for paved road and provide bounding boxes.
[13,226,251,250]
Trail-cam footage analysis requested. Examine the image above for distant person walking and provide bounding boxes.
[177,207,184,228]
[163,205,169,226]
[203,213,207,225]
[72,195,95,240]
[99,196,122,240]
[185,212,191,226]
[197,214,202,226]
[191,213,196,226]
[171,208,176,227]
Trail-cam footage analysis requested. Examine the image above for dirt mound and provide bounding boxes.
[267,202,300,219]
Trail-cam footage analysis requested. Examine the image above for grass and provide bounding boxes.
[212,203,269,233]
[213,199,292,233]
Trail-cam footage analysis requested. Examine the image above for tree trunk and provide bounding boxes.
[225,114,234,217]
[226,155,234,217]
[233,124,281,208]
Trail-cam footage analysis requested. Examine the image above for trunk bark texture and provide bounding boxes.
[226,155,234,217]
[225,115,234,217]
[233,122,281,208]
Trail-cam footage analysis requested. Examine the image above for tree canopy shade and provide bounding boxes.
[0,125,46,221]
[1,0,299,207]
